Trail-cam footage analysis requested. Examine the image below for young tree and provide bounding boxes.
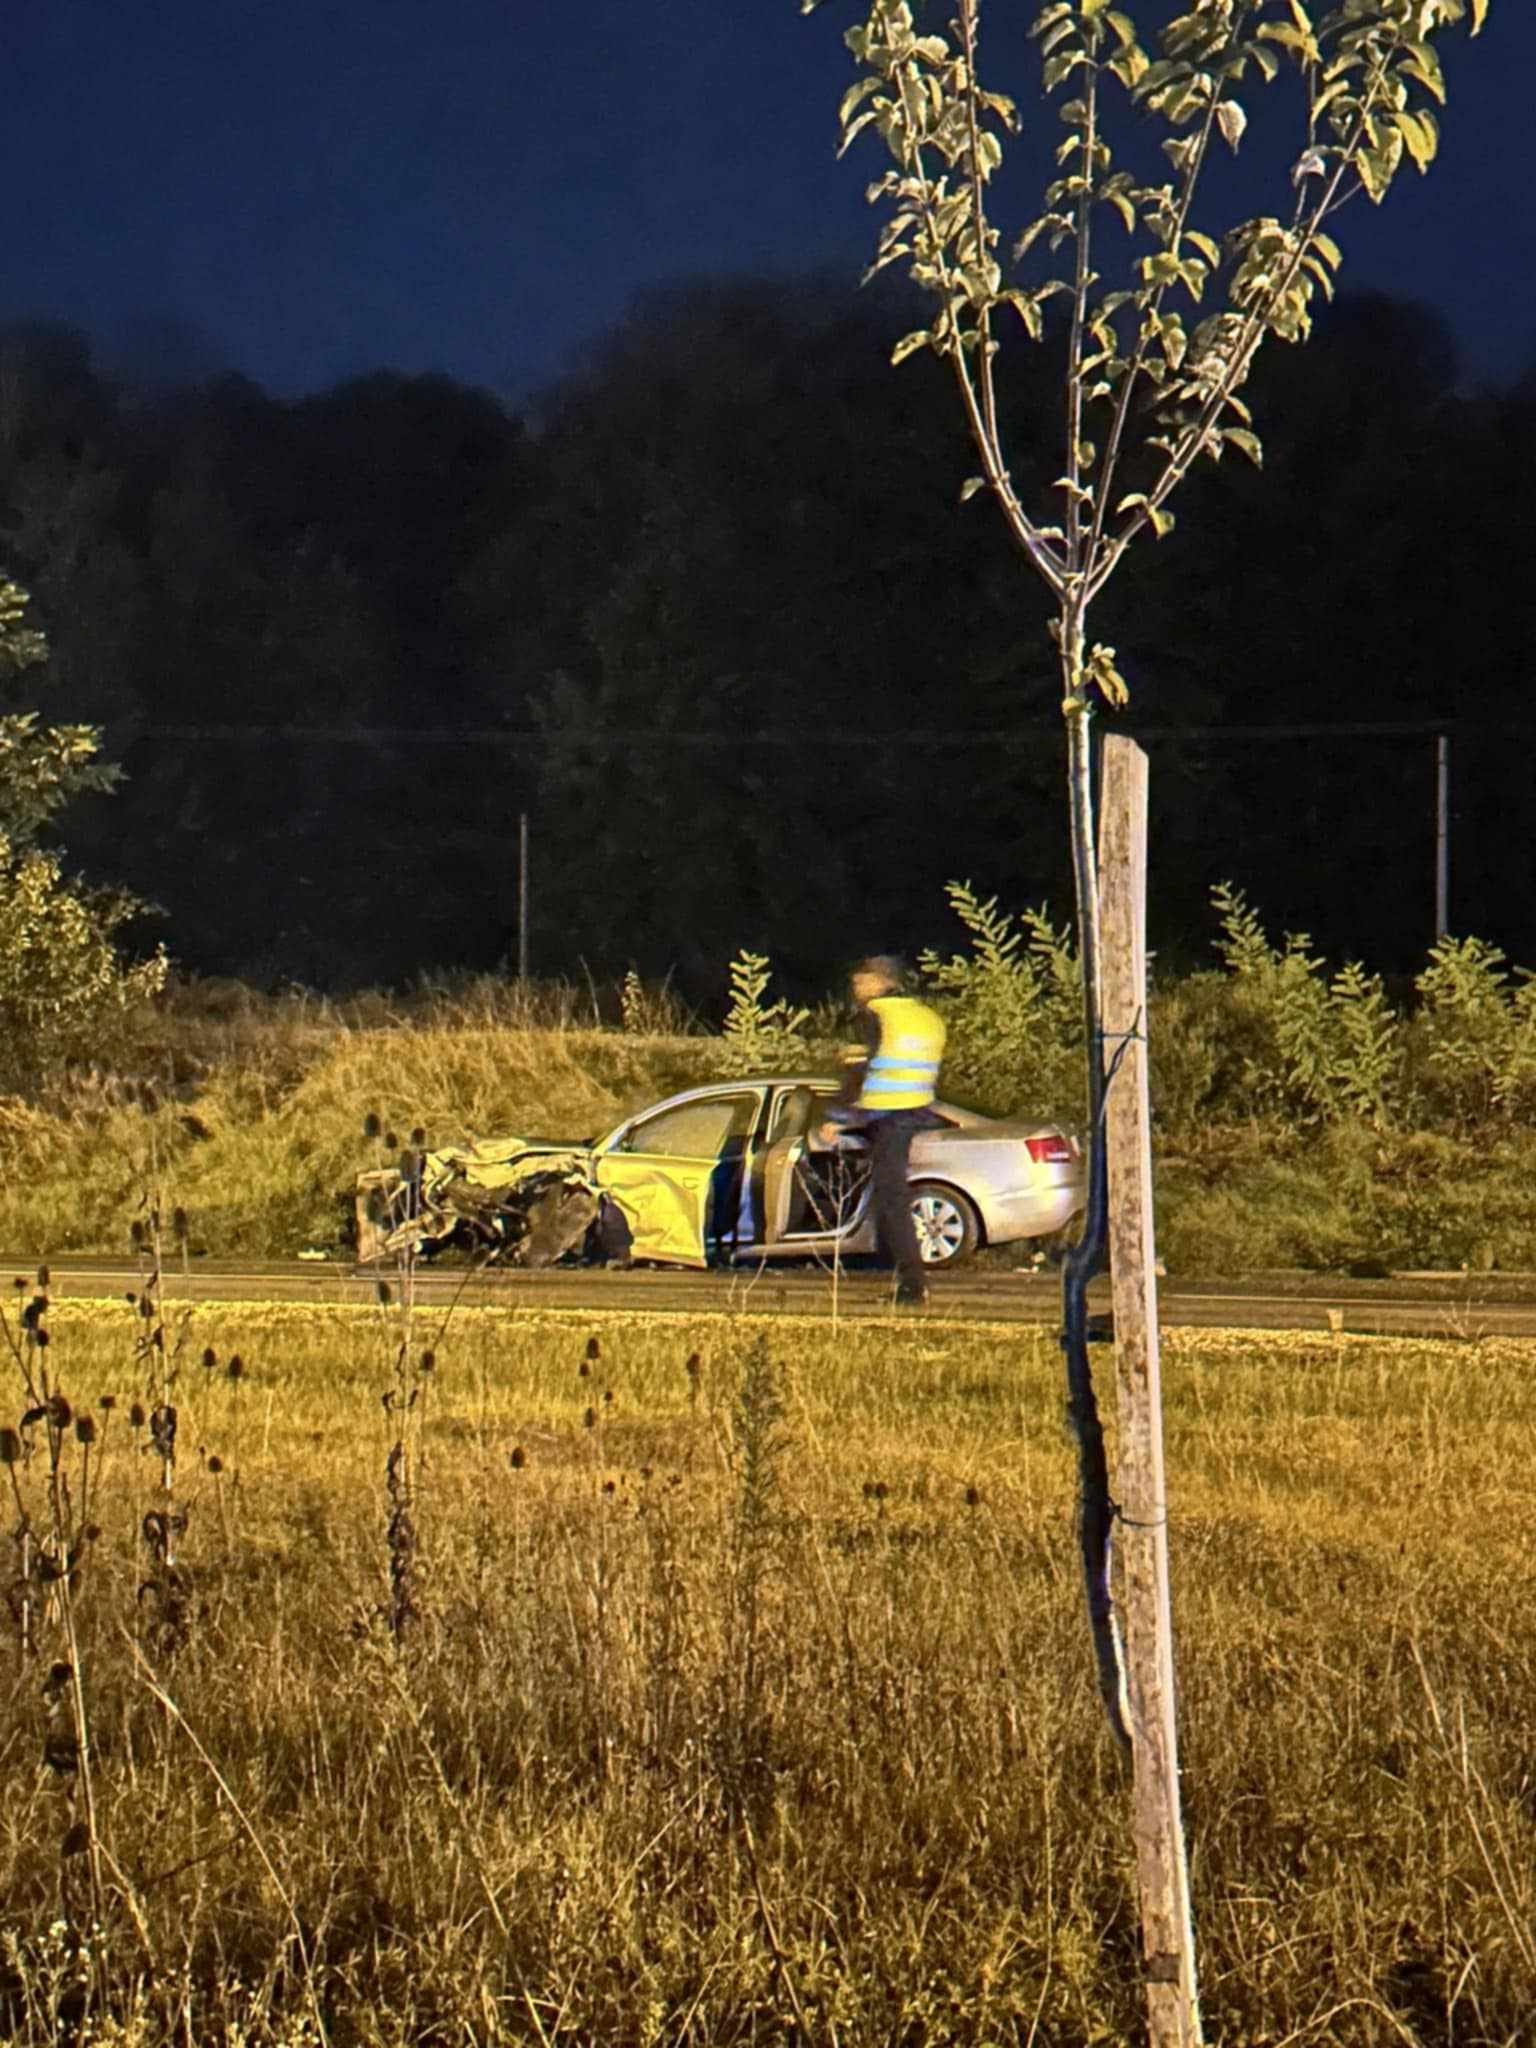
[0,577,165,1077]
[804,1,1490,2038]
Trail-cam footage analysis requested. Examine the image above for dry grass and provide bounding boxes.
[0,1296,1532,2046]
[0,1023,733,1256]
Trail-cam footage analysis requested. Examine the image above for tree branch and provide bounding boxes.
[1065,55,1101,581]
[1089,79,1391,602]
[957,0,1001,458]
[1085,85,1224,591]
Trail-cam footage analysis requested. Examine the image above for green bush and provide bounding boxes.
[916,883,1084,1120]
[718,950,813,1078]
[0,837,166,1087]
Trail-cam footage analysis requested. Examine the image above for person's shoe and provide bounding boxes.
[894,1279,931,1309]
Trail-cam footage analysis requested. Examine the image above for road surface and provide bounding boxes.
[15,1257,1536,1338]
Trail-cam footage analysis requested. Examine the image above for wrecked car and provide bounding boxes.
[355,1077,1085,1273]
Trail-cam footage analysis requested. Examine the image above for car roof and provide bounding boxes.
[629,1078,1002,1130]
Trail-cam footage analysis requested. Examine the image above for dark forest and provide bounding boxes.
[2,279,1529,1002]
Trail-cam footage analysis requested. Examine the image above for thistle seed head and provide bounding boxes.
[410,1126,426,1147]
[585,1336,601,1362]
[363,1112,382,1140]
[0,1428,20,1465]
[201,1347,218,1372]
[74,1416,95,1446]
[509,1445,526,1470]
[383,1130,399,1151]
[129,1402,146,1429]
[207,1454,224,1475]
[227,1355,244,1382]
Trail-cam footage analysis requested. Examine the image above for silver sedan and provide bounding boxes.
[584,1076,1084,1270]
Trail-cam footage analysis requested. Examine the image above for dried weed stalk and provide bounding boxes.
[0,1272,110,1987]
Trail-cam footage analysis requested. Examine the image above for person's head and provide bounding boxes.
[850,954,904,1005]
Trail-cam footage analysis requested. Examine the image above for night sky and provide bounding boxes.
[7,0,1534,402]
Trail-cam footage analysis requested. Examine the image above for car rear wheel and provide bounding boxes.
[909,1181,980,1267]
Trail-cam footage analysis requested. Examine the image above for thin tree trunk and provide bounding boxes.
[1059,662,1130,1747]
[1099,736,1201,2046]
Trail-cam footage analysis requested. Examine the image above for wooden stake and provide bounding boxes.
[1098,736,1202,2047]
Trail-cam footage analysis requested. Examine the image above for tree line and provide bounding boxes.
[1,282,1530,1000]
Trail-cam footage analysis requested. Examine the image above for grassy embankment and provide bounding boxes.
[2,981,1534,1273]
[0,988,731,1259]
[2,1293,1533,2046]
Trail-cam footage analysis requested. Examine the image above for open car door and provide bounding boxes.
[593,1089,765,1268]
[757,1085,872,1247]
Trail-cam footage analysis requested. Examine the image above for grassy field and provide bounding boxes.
[2,1290,1533,2046]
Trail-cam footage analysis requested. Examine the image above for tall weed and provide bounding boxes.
[917,882,1084,1119]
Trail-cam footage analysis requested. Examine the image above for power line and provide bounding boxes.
[124,718,1508,747]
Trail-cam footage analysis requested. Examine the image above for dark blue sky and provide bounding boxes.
[6,0,1531,401]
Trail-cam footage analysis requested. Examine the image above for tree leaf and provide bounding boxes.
[1393,108,1438,172]
[1224,428,1264,466]
[1117,492,1174,538]
[890,331,933,366]
[959,476,987,503]
[1106,189,1137,231]
[1216,100,1247,152]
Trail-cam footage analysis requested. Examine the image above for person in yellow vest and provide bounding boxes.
[818,954,948,1306]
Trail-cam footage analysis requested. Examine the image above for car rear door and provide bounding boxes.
[593,1090,764,1267]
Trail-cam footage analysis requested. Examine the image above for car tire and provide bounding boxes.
[909,1181,981,1268]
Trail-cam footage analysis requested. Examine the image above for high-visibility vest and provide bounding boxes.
[855,995,947,1111]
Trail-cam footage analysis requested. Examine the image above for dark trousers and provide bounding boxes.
[868,1111,924,1288]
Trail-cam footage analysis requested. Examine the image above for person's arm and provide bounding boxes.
[819,1008,879,1140]
[833,1007,878,1105]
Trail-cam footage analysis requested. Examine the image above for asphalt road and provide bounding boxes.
[17,1257,1536,1338]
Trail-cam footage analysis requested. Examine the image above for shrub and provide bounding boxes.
[0,836,166,1087]
[1207,884,1406,1127]
[718,951,811,1078]
[1412,935,1536,1127]
[917,883,1083,1119]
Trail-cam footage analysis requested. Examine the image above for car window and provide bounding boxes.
[767,1085,833,1144]
[623,1093,760,1159]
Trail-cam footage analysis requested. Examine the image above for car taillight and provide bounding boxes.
[1025,1134,1075,1164]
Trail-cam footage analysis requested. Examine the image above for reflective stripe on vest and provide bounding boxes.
[856,995,947,1111]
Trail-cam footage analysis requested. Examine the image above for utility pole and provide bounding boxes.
[1434,735,1450,943]
[518,812,530,983]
